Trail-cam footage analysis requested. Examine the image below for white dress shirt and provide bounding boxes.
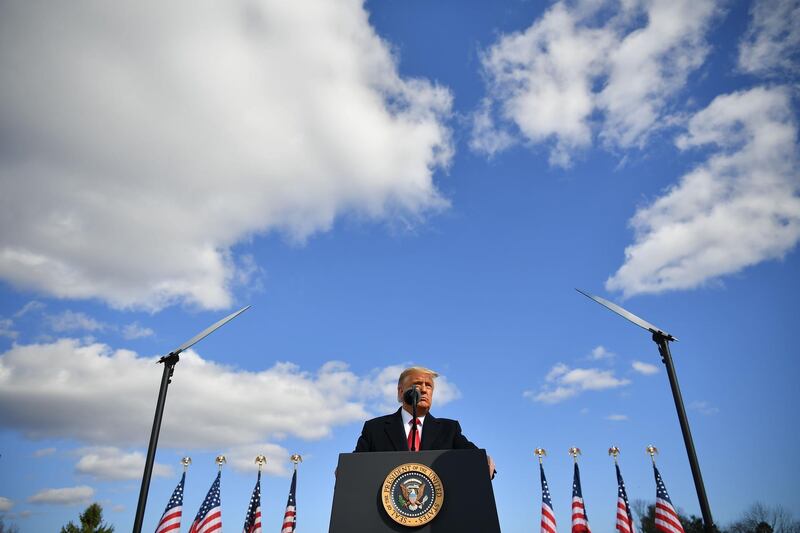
[400,407,426,442]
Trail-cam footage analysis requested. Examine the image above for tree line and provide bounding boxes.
[633,501,800,533]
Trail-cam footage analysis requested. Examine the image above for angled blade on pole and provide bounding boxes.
[163,305,251,360]
[575,289,676,341]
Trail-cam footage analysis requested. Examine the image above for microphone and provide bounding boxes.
[403,386,420,406]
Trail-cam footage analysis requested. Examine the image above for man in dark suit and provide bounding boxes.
[354,366,496,477]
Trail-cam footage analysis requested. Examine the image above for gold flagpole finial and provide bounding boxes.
[568,447,581,463]
[608,446,621,462]
[646,445,659,464]
[534,448,547,464]
[290,454,302,471]
[215,455,226,470]
[255,455,267,472]
[181,457,192,472]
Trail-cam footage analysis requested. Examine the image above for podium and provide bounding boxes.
[329,449,500,532]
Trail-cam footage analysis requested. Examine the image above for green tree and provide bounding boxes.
[59,503,114,533]
[0,517,21,533]
[632,499,724,533]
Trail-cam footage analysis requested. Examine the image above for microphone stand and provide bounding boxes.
[410,385,419,452]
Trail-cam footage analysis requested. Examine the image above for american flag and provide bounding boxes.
[653,464,685,533]
[155,472,184,533]
[189,471,222,533]
[539,463,557,533]
[280,469,297,533]
[571,463,591,533]
[242,471,262,533]
[615,463,636,533]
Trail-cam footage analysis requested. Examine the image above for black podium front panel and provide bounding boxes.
[329,449,500,533]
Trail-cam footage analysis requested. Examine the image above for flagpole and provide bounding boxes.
[609,446,620,463]
[646,445,658,465]
[291,453,302,471]
[568,447,581,464]
[534,448,546,464]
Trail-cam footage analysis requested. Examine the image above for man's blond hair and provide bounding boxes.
[397,366,439,387]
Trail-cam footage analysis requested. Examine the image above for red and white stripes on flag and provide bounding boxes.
[615,463,636,533]
[155,472,184,533]
[539,463,557,533]
[653,464,685,533]
[189,471,222,533]
[571,463,591,533]
[281,469,297,533]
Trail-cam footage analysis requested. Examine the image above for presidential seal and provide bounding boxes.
[381,463,444,527]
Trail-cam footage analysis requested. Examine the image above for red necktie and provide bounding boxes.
[407,418,420,451]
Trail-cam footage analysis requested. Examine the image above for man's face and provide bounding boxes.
[398,371,435,415]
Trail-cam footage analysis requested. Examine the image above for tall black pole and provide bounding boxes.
[654,333,714,532]
[130,304,250,533]
[576,290,714,531]
[132,353,179,533]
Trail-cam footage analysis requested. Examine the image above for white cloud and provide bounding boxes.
[607,87,800,296]
[689,400,719,415]
[606,413,628,421]
[598,0,717,148]
[632,360,659,375]
[468,99,516,157]
[0,318,17,340]
[589,345,615,360]
[14,301,45,318]
[474,2,609,167]
[473,0,717,166]
[28,486,94,506]
[46,311,106,333]
[738,0,800,76]
[0,1,453,311]
[32,447,56,458]
[0,340,460,451]
[525,363,631,404]
[223,443,291,476]
[75,447,172,481]
[0,497,12,512]
[545,363,570,382]
[121,323,154,340]
[524,386,578,403]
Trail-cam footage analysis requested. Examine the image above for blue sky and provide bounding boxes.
[1,0,798,532]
